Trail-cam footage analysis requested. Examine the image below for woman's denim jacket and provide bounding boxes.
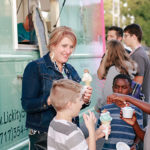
[21,53,88,132]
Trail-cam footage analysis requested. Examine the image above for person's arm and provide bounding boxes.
[97,62,105,80]
[131,137,141,150]
[86,128,96,150]
[134,76,143,84]
[120,109,144,150]
[84,111,107,150]
[107,94,150,114]
[123,95,150,114]
[133,120,145,141]
[97,55,107,80]
[132,52,145,84]
[120,111,145,141]
[21,61,50,113]
[86,124,106,143]
[83,111,96,150]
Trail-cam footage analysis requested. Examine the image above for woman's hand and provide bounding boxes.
[83,86,92,104]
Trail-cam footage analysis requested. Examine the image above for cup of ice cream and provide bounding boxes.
[122,106,134,118]
[100,110,112,140]
[116,142,130,150]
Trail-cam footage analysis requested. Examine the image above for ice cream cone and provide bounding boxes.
[101,121,111,140]
[82,69,92,86]
[85,81,91,86]
[100,110,112,140]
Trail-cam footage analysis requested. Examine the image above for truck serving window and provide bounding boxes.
[13,0,59,51]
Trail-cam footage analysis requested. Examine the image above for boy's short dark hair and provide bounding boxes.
[123,24,142,42]
[108,26,123,38]
[50,79,83,111]
[113,74,132,87]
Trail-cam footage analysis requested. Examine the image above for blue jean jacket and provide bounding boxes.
[21,53,82,132]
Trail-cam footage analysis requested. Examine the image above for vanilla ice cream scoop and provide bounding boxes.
[82,69,92,86]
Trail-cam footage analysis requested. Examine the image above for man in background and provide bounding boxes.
[123,24,150,103]
[107,26,131,53]
[97,26,131,80]
[123,24,150,129]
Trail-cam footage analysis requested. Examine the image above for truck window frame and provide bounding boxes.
[12,0,59,51]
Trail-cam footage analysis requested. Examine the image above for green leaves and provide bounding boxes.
[120,0,150,46]
[104,0,150,45]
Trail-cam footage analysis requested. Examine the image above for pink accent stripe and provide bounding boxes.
[100,0,106,54]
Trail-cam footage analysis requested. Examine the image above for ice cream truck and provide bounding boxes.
[0,0,105,149]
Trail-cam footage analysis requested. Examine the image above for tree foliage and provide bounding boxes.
[104,0,113,27]
[103,0,150,46]
[120,0,150,46]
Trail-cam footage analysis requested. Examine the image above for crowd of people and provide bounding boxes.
[21,22,150,150]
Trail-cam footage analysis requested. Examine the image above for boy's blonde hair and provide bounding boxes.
[50,79,83,111]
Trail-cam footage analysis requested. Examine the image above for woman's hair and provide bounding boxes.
[47,26,77,50]
[104,40,137,79]
[50,79,83,111]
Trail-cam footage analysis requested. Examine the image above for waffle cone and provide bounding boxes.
[85,81,91,86]
[101,121,111,140]
[101,121,111,125]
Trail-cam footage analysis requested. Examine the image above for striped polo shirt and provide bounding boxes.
[97,103,143,150]
[47,118,88,150]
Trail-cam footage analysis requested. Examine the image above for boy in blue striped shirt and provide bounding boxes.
[97,74,143,150]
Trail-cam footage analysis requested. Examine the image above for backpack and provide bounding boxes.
[131,81,145,101]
